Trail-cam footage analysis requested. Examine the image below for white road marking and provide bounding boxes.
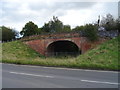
[3,63,118,73]
[81,80,119,85]
[9,71,119,85]
[42,67,119,73]
[9,72,54,78]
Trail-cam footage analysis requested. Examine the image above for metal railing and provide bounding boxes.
[46,52,80,57]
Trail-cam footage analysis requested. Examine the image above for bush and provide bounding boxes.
[1,26,18,42]
[84,24,98,41]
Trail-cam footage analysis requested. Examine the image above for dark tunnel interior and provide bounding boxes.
[47,40,81,56]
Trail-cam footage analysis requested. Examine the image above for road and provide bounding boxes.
[2,63,119,88]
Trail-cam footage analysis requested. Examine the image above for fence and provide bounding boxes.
[46,52,80,57]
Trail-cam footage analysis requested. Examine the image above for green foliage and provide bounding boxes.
[72,26,85,31]
[41,16,71,33]
[0,27,2,41]
[2,41,45,61]
[100,14,118,31]
[0,26,18,42]
[84,24,98,41]
[116,18,120,32]
[72,24,98,41]
[2,37,119,70]
[63,25,71,32]
[20,21,39,37]
[41,23,50,33]
[76,36,119,70]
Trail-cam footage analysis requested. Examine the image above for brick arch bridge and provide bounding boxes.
[22,32,101,56]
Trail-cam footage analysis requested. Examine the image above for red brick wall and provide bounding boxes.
[24,39,46,55]
[23,33,105,56]
[24,37,93,56]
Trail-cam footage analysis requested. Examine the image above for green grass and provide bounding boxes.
[1,36,119,70]
[1,40,45,61]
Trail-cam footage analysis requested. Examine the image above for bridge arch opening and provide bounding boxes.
[47,40,81,56]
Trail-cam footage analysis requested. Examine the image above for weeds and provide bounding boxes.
[2,36,119,70]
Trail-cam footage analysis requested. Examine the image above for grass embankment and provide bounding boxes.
[2,36,119,70]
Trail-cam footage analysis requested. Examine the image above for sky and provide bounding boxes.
[0,0,119,32]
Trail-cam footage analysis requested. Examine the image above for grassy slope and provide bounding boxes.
[2,41,44,62]
[76,37,119,70]
[2,36,119,70]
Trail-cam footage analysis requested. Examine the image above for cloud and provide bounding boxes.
[59,2,118,28]
[29,2,96,10]
[118,1,120,18]
[0,0,118,32]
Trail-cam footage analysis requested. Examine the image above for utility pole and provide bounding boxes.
[98,15,100,27]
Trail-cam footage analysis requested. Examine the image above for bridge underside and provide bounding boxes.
[23,33,93,57]
[47,40,81,56]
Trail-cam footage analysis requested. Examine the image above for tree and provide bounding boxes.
[41,23,51,33]
[50,16,63,33]
[42,16,70,33]
[63,25,71,32]
[84,24,98,41]
[72,26,85,32]
[1,26,18,42]
[100,14,117,31]
[116,17,120,32]
[20,21,39,37]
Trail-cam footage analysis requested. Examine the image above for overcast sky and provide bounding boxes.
[0,0,119,32]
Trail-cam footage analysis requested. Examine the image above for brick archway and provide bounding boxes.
[23,32,93,56]
[46,40,81,56]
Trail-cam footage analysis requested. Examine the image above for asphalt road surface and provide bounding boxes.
[2,63,119,88]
